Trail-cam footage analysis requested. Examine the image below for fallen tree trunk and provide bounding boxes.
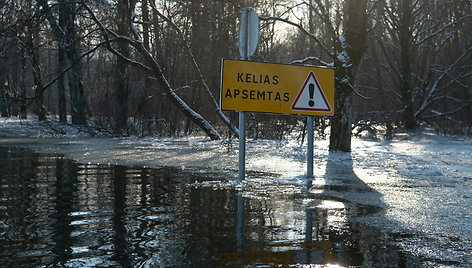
[83,2,220,140]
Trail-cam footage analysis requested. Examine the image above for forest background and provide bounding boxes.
[1,0,471,152]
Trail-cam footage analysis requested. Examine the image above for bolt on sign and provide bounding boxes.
[220,59,335,116]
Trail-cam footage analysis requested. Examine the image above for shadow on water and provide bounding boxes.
[0,146,424,267]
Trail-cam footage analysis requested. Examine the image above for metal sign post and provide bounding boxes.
[238,7,259,60]
[238,112,246,182]
[307,116,314,178]
[238,7,259,182]
[224,7,333,181]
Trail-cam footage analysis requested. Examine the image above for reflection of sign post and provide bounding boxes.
[219,241,333,264]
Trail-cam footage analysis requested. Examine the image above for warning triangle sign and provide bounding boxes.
[291,71,332,112]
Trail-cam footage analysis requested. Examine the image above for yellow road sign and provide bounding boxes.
[220,59,334,116]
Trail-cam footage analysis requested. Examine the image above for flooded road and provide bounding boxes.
[0,145,423,267]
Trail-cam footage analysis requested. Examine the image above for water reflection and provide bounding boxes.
[52,157,78,266]
[219,152,416,266]
[0,146,417,267]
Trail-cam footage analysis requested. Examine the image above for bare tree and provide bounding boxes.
[261,0,369,151]
[150,2,239,137]
[0,1,10,117]
[24,1,47,121]
[82,1,221,140]
[2,0,469,139]
[39,0,88,125]
[0,55,7,116]
[373,0,472,132]
[113,0,133,135]
[56,0,68,123]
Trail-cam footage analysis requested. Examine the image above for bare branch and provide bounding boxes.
[81,1,221,140]
[259,15,334,59]
[149,2,239,137]
[414,14,472,47]
[416,40,472,117]
[289,56,333,67]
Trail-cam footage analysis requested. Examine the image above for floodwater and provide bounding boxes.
[1,145,424,267]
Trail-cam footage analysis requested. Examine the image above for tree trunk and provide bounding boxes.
[29,23,46,121]
[66,48,87,125]
[57,43,67,123]
[0,60,8,117]
[19,47,27,119]
[63,2,87,125]
[114,0,130,136]
[330,73,352,152]
[329,0,367,152]
[0,83,8,117]
[40,0,87,125]
[83,1,220,140]
[399,0,416,130]
[57,4,68,123]
[141,0,154,133]
[154,71,221,140]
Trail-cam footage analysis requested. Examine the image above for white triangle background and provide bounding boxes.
[291,71,331,112]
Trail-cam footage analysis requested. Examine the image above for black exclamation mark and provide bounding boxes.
[308,83,315,107]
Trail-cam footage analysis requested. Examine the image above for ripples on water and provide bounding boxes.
[0,146,413,267]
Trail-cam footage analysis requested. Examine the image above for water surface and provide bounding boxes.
[0,146,418,267]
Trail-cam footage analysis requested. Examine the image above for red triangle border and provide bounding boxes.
[291,71,332,112]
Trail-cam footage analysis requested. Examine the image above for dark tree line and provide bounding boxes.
[0,0,471,151]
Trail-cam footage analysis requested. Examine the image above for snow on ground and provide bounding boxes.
[351,137,472,265]
[1,116,472,265]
